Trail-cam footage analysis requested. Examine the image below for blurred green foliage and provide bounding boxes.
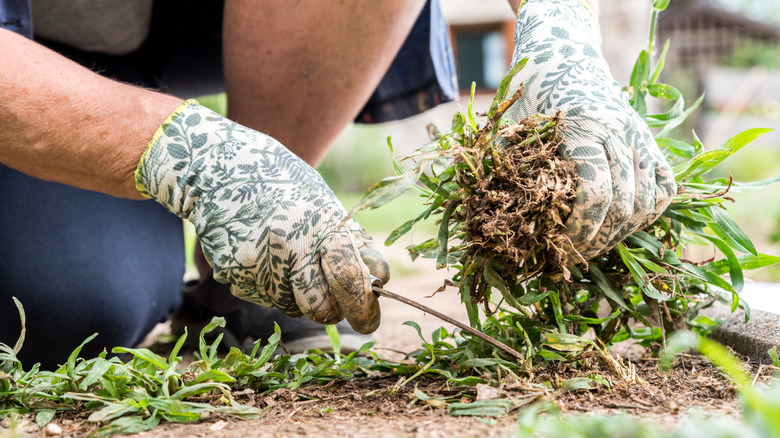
[727,42,780,70]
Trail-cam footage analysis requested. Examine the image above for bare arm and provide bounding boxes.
[222,0,427,167]
[0,28,181,199]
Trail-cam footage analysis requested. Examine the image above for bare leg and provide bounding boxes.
[223,0,427,166]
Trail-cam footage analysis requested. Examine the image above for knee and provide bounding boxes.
[2,271,182,370]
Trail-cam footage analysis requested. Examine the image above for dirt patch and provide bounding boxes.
[17,349,756,438]
[3,251,767,438]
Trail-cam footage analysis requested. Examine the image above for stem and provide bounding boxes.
[373,285,530,370]
[648,8,659,56]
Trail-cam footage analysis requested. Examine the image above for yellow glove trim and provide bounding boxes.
[134,99,200,198]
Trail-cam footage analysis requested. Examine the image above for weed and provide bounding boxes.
[0,300,377,435]
[349,0,780,369]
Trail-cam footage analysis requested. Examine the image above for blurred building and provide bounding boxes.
[654,0,780,148]
[658,0,780,69]
[441,0,653,91]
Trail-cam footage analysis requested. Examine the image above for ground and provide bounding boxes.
[3,247,769,437]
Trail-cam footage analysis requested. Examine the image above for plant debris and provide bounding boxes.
[456,109,577,297]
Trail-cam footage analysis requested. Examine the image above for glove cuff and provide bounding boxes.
[135,99,199,198]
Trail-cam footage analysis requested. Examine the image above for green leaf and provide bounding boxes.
[649,39,670,83]
[653,0,670,10]
[171,382,229,400]
[705,253,780,275]
[707,207,758,256]
[632,253,668,275]
[516,289,552,306]
[656,137,694,158]
[198,316,226,362]
[79,359,114,391]
[97,413,161,436]
[655,94,703,138]
[386,136,405,176]
[450,112,466,137]
[542,332,592,352]
[385,202,440,246]
[35,409,56,428]
[769,346,780,368]
[351,168,425,216]
[537,349,567,361]
[488,58,527,119]
[460,358,514,368]
[88,402,139,423]
[448,376,489,386]
[66,333,98,382]
[169,330,188,365]
[647,83,681,100]
[720,127,772,153]
[629,50,649,115]
[675,128,771,179]
[403,321,427,346]
[617,243,667,300]
[561,377,595,391]
[256,323,282,367]
[695,232,744,296]
[149,399,209,423]
[115,346,170,370]
[588,264,629,310]
[448,399,513,417]
[217,403,263,420]
[562,310,620,325]
[467,82,478,132]
[194,369,236,384]
[716,175,780,192]
[673,149,732,179]
[436,202,458,269]
[483,262,525,311]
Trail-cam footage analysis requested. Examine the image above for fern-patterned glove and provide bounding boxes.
[505,0,676,263]
[135,101,388,334]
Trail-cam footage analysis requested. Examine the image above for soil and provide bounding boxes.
[4,249,771,438]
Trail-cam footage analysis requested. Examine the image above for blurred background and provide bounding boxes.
[313,0,780,282]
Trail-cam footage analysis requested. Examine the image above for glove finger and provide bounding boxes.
[290,262,343,326]
[573,135,637,261]
[344,218,391,284]
[558,133,614,259]
[319,229,381,334]
[640,142,676,227]
[589,129,676,256]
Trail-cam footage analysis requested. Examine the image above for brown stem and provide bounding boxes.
[372,285,530,371]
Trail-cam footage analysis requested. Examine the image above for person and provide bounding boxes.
[0,0,674,370]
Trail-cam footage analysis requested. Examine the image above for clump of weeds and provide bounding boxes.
[350,0,780,370]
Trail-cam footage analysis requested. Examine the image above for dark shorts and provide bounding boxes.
[0,0,456,369]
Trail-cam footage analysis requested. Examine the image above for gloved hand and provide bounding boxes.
[135,100,389,334]
[504,0,676,264]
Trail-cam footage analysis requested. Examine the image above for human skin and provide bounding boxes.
[0,0,426,198]
[0,0,600,197]
[0,28,180,199]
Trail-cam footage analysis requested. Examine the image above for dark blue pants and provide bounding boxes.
[0,168,185,369]
[0,0,456,370]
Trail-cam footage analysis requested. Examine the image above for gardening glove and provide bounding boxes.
[135,100,389,334]
[504,0,676,264]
